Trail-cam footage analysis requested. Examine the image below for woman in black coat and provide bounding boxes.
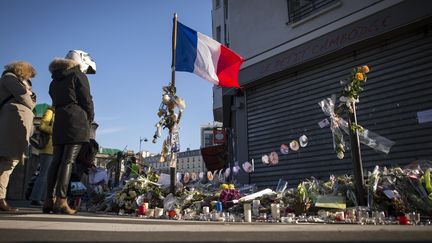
[44,50,96,214]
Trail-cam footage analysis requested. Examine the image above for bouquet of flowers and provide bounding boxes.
[112,171,164,213]
[219,184,241,208]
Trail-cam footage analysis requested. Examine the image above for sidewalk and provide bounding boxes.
[1,200,431,242]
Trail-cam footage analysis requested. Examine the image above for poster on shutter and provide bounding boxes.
[213,128,227,144]
[417,109,432,124]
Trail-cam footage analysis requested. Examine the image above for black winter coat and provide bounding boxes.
[49,59,94,145]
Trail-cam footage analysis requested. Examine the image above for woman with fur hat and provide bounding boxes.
[44,50,95,214]
[0,61,37,212]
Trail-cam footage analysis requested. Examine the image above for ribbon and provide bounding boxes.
[319,95,395,158]
[318,95,346,159]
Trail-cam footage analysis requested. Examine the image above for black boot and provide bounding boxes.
[45,145,64,213]
[54,144,81,214]
[42,197,56,213]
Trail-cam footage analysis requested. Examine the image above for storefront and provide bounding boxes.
[234,2,432,188]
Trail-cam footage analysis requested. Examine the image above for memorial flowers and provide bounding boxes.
[320,65,376,159]
[338,65,369,123]
[113,171,164,213]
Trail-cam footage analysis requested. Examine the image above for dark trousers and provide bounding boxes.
[46,144,81,199]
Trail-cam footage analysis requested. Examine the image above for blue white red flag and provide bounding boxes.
[175,22,244,88]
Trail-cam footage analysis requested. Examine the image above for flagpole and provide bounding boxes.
[169,13,178,194]
[170,13,177,88]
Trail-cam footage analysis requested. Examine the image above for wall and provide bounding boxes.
[227,0,403,66]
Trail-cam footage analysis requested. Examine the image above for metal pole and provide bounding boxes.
[139,137,142,164]
[170,13,178,194]
[115,151,122,187]
[347,102,366,206]
[170,13,178,88]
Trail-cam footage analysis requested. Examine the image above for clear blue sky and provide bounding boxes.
[0,0,214,154]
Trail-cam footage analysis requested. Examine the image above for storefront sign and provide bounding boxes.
[239,1,432,85]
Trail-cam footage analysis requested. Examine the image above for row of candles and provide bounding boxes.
[128,200,430,225]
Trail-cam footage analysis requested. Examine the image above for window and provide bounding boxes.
[216,26,221,43]
[224,0,228,20]
[287,0,338,24]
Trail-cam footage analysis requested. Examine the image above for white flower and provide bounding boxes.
[129,190,137,198]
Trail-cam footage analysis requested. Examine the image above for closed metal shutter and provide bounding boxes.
[246,24,432,189]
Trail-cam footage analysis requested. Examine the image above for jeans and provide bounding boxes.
[30,154,53,201]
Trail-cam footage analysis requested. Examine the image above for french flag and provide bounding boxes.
[175,22,244,88]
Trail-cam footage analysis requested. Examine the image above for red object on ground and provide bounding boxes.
[168,210,177,218]
[138,204,148,216]
[398,215,408,225]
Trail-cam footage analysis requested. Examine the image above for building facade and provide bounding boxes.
[143,148,205,174]
[177,149,205,173]
[212,0,432,188]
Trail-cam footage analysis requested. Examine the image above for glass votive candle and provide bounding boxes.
[271,203,280,220]
[252,200,260,216]
[146,208,154,217]
[244,203,252,222]
[335,211,345,221]
[399,215,409,225]
[154,207,164,218]
[202,206,210,215]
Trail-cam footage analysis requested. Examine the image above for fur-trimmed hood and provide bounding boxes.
[49,58,80,74]
[3,61,36,81]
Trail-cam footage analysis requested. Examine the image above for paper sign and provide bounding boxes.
[318,118,330,128]
[315,195,346,209]
[383,189,400,200]
[417,109,432,124]
[158,173,171,186]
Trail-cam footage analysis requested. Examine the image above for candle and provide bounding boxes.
[271,203,280,220]
[146,208,154,217]
[138,203,148,215]
[399,215,408,225]
[154,207,164,218]
[203,206,210,215]
[252,200,260,216]
[244,204,252,222]
[215,201,223,213]
[335,211,345,221]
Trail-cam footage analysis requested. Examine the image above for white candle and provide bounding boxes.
[244,203,252,222]
[271,203,280,220]
[154,207,164,218]
[203,206,210,215]
[252,200,260,216]
[146,208,154,217]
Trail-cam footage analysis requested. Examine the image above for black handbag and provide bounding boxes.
[30,128,50,149]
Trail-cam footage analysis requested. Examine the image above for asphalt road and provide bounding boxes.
[0,200,431,242]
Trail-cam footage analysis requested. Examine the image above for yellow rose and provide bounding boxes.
[228,184,235,189]
[220,184,229,189]
[355,72,364,80]
[362,65,370,73]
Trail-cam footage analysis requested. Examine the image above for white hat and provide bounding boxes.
[65,50,96,74]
